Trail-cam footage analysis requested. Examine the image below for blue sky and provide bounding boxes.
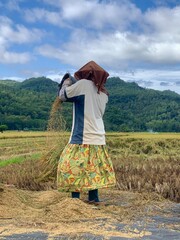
[0,0,180,94]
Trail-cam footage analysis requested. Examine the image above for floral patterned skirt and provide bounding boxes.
[57,144,116,192]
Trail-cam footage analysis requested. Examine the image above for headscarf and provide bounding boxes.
[74,61,109,95]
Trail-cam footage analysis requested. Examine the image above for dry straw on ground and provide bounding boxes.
[2,185,168,238]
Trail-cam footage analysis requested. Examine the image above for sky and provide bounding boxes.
[0,0,180,94]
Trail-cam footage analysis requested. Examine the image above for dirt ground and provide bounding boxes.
[0,185,179,239]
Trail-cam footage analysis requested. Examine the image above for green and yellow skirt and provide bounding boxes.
[57,144,116,192]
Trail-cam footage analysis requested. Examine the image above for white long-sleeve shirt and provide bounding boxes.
[59,79,108,145]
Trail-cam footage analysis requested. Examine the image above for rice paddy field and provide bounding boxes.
[0,131,180,239]
[0,131,179,202]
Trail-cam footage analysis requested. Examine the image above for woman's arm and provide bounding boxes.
[58,73,77,101]
[58,78,72,101]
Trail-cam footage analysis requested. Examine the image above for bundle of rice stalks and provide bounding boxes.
[36,140,66,188]
[47,97,66,132]
[36,96,69,187]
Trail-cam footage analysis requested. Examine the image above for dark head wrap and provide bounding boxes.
[74,61,109,95]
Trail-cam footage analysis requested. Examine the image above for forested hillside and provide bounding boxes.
[0,77,180,132]
[0,77,57,131]
[104,78,180,132]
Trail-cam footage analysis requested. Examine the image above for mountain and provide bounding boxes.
[0,80,20,87]
[104,77,180,132]
[0,77,180,132]
[0,77,58,131]
[19,77,58,93]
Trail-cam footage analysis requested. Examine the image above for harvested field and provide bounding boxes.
[0,132,180,239]
[0,132,180,202]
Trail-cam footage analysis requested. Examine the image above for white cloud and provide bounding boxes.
[46,73,63,82]
[109,69,180,94]
[114,69,180,82]
[1,0,180,94]
[24,8,64,26]
[32,2,180,68]
[0,15,44,64]
[27,0,141,30]
[59,0,141,29]
[152,0,180,7]
[1,76,24,81]
[145,6,180,40]
[5,0,21,11]
[3,0,180,66]
[0,16,43,44]
[0,0,22,11]
[25,2,180,68]
[0,47,31,64]
[37,27,180,68]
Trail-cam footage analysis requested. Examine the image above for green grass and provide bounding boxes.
[0,153,41,168]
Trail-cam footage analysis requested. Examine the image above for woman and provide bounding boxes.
[57,61,116,204]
